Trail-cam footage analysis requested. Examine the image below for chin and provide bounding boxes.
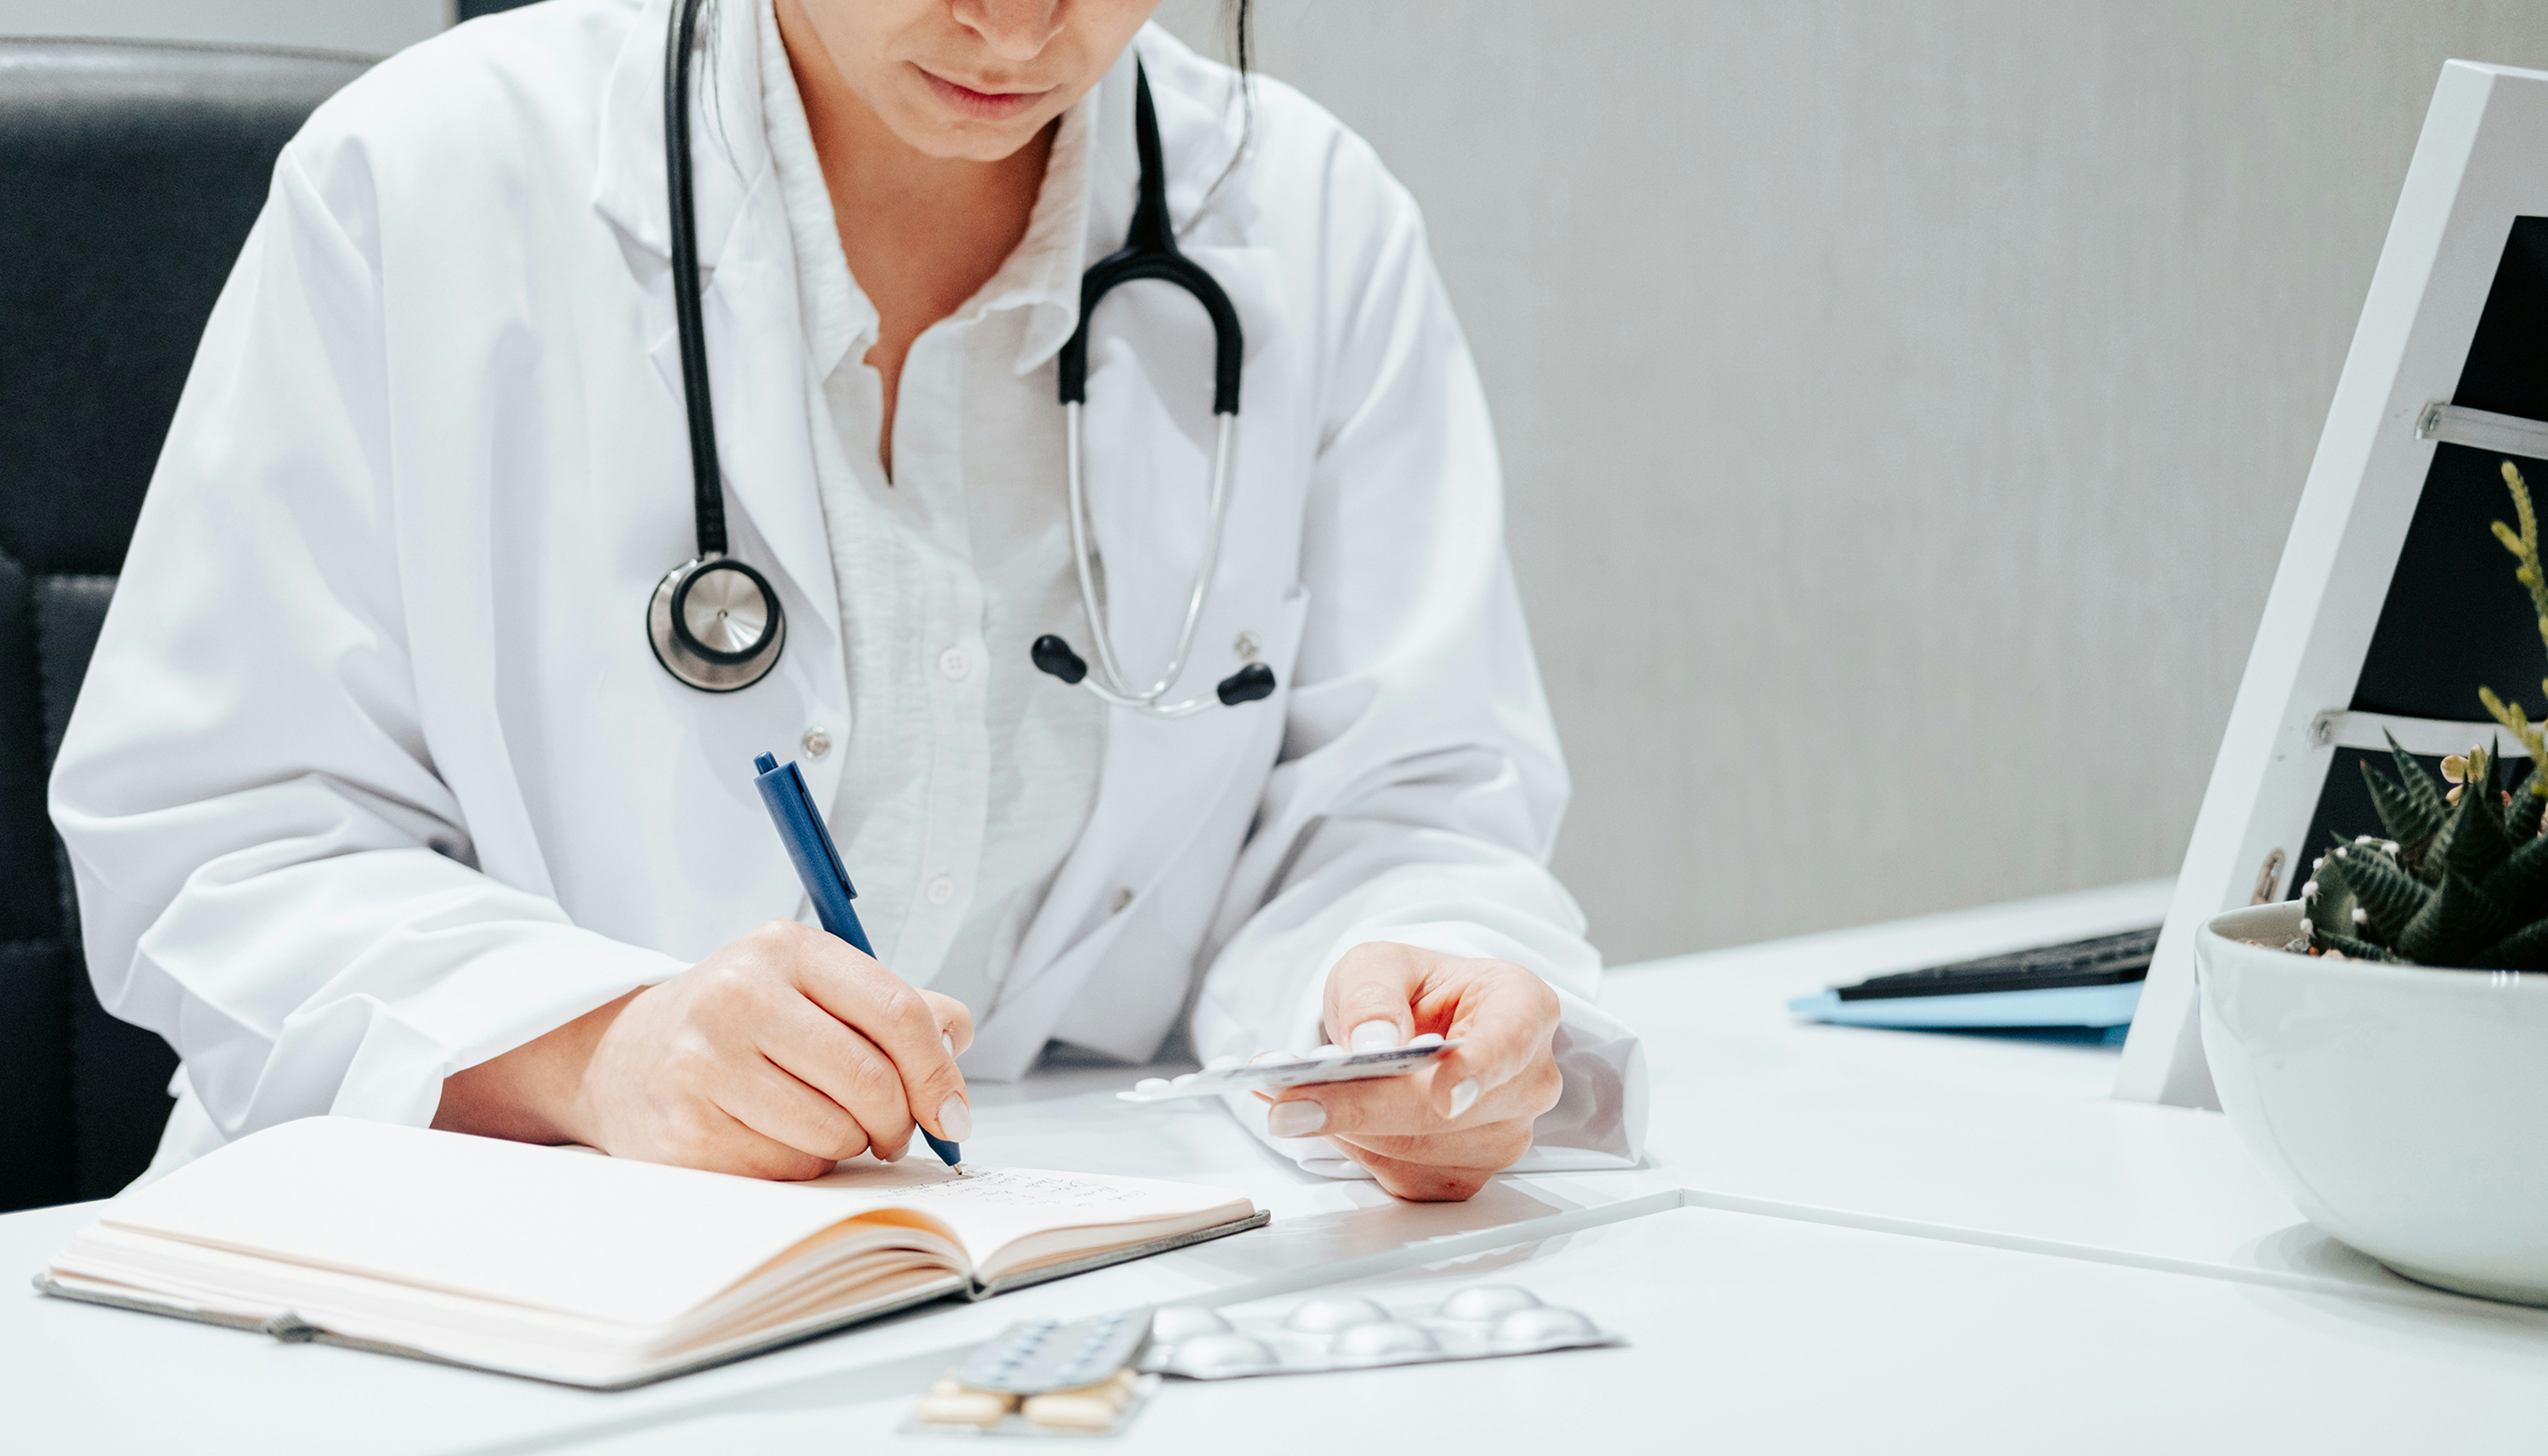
[899,114,1048,163]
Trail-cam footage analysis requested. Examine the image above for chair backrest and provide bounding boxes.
[0,39,369,1210]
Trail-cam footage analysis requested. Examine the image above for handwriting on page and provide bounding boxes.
[888,1168,1141,1210]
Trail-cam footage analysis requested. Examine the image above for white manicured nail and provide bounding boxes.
[1348,1020,1400,1053]
[939,1095,972,1142]
[1447,1080,1479,1120]
[1266,1101,1328,1138]
[943,1033,956,1057]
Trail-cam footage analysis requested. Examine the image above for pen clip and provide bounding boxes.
[752,751,856,901]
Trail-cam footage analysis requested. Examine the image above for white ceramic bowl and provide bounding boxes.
[2199,900,2548,1304]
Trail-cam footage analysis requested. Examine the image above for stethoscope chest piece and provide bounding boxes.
[649,553,785,693]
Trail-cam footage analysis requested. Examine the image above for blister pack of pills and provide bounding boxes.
[910,1369,1158,1437]
[1118,1035,1459,1104]
[911,1309,1159,1437]
[1139,1285,1618,1379]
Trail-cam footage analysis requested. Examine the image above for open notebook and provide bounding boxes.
[39,1118,1265,1388]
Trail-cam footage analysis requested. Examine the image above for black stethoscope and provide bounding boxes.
[649,0,1277,716]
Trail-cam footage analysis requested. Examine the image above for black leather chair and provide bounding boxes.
[0,39,370,1211]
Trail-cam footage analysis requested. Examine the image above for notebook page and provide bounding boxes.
[95,1120,968,1328]
[815,1164,1255,1274]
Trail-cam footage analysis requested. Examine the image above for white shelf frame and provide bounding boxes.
[2116,61,2548,1107]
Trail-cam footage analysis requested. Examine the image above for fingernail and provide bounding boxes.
[1447,1079,1479,1119]
[938,1094,972,1142]
[1266,1100,1328,1138]
[943,1033,956,1057]
[1348,1019,1399,1053]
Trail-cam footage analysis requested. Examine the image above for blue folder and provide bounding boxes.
[1787,980,2142,1029]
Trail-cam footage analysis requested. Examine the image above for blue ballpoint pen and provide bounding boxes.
[751,751,963,1172]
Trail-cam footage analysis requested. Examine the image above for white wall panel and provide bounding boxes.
[1157,0,2548,961]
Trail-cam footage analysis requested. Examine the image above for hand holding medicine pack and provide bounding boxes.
[1199,942,1573,1202]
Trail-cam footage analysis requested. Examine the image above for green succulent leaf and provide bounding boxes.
[2468,919,2548,971]
[2302,861,2360,951]
[2481,830,2548,913]
[2430,755,2515,885]
[2363,734,2448,845]
[2320,842,2428,942]
[2395,869,2519,965]
[2509,759,2548,840]
[2310,931,2401,962]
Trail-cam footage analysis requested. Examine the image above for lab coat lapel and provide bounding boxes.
[963,696,1266,1080]
[646,200,840,640]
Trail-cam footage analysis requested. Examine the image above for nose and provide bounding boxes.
[949,0,1066,63]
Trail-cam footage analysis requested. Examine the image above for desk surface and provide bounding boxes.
[8,878,2539,1453]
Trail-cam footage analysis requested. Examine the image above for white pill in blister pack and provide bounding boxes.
[909,1369,1160,1438]
[1141,1285,1618,1380]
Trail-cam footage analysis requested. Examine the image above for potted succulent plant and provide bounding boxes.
[2199,460,2548,1305]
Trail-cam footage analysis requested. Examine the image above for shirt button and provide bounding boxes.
[1112,888,1135,914]
[800,727,831,758]
[927,875,956,906]
[940,647,970,681]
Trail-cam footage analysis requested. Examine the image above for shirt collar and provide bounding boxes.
[757,0,1095,382]
[591,0,768,268]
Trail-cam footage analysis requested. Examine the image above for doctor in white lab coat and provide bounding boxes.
[50,0,1643,1200]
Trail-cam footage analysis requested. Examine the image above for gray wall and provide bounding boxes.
[22,1,2548,962]
[1153,1,2548,962]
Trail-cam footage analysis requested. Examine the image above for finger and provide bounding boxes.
[654,1104,838,1181]
[922,988,975,1056]
[1264,1051,1560,1140]
[707,1061,871,1170]
[1327,1137,1502,1203]
[778,924,973,1144]
[1332,1118,1538,1170]
[1321,942,1423,1055]
[756,994,917,1159]
[1418,963,1562,1120]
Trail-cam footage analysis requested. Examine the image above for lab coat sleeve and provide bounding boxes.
[1189,141,1646,1178]
[48,139,681,1169]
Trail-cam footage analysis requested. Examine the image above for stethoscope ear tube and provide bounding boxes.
[1055,63,1244,417]
[1033,63,1273,721]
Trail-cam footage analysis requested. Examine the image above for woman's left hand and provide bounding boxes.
[1261,941,1565,1201]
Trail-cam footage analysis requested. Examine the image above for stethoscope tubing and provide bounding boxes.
[650,4,1267,715]
[1062,407,1240,719]
[664,0,727,560]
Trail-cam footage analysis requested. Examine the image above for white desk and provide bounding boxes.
[8,879,2542,1453]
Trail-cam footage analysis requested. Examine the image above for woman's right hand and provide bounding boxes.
[435,920,973,1180]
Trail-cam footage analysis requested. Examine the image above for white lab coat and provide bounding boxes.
[49,0,1645,1180]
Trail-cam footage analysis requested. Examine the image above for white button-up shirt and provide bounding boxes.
[756,1,1103,1024]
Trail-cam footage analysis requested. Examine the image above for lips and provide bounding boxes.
[916,66,1052,121]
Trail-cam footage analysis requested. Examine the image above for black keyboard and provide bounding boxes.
[1833,926,2162,1001]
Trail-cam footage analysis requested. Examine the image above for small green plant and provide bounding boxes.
[2302,461,2548,967]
